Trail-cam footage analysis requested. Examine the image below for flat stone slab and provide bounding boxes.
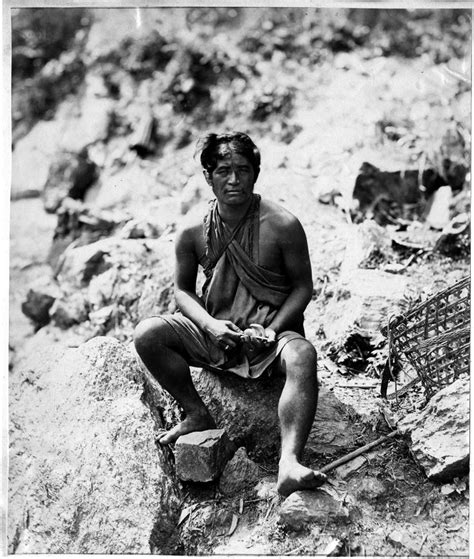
[175,429,233,483]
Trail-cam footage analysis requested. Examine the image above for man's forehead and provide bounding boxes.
[215,145,250,165]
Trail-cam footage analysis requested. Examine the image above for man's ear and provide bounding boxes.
[203,169,213,187]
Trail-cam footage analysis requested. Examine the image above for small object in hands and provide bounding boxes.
[223,344,230,351]
[241,324,275,346]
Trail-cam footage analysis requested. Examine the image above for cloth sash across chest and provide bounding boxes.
[199,194,293,330]
[159,194,306,378]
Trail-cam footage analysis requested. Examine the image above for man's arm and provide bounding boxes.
[174,225,243,348]
[266,216,313,335]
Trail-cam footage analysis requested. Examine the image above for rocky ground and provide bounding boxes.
[8,7,470,556]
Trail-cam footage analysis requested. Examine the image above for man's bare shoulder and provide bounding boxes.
[176,207,206,238]
[260,198,304,232]
[175,206,207,251]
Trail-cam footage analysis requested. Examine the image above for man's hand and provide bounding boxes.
[205,318,243,351]
[241,324,277,351]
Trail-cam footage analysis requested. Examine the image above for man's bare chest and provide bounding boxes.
[195,222,284,274]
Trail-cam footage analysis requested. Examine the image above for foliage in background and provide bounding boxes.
[11,7,471,148]
[11,8,91,140]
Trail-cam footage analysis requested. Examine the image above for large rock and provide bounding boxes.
[322,220,408,341]
[190,368,360,464]
[21,287,58,328]
[9,336,181,554]
[59,236,173,296]
[397,376,469,480]
[52,237,175,338]
[306,387,363,461]
[42,150,98,213]
[11,93,113,200]
[93,163,170,211]
[323,268,408,340]
[190,368,285,461]
[49,293,89,329]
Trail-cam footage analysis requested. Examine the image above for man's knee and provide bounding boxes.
[134,317,169,358]
[280,338,317,376]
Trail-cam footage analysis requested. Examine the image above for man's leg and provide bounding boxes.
[134,317,215,444]
[276,338,327,496]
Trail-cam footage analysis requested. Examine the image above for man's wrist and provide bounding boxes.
[201,316,216,335]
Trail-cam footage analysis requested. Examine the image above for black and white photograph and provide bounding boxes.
[5,3,471,556]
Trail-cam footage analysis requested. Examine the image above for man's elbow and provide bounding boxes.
[297,281,313,307]
[174,287,186,308]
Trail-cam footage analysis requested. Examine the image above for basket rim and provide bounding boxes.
[388,275,470,330]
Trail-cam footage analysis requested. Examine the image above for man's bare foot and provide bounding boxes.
[277,459,327,497]
[157,413,216,445]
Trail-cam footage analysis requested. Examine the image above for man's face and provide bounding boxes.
[205,148,256,207]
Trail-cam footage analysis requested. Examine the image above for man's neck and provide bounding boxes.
[216,196,253,229]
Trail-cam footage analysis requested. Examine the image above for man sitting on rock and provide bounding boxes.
[134,132,327,496]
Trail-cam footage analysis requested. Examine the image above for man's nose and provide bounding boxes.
[228,170,239,184]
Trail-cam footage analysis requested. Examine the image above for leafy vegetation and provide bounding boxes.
[12,7,471,145]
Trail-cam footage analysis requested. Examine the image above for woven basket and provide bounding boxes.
[388,276,470,398]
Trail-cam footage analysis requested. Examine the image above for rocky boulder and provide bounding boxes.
[53,237,175,337]
[323,220,408,341]
[397,376,469,480]
[21,280,60,328]
[42,150,98,213]
[190,368,285,461]
[9,335,181,554]
[305,387,362,461]
[48,200,126,271]
[323,268,408,341]
[188,368,361,464]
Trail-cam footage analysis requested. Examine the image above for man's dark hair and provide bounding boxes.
[197,132,261,180]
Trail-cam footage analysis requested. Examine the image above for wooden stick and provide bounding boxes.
[320,430,399,474]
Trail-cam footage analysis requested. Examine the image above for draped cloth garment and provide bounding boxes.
[161,194,305,378]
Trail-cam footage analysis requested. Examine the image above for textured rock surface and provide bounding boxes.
[278,489,350,531]
[190,368,360,463]
[191,368,285,461]
[306,386,362,460]
[397,376,469,480]
[387,529,423,556]
[323,268,408,340]
[42,150,98,213]
[50,292,89,328]
[9,335,181,554]
[21,288,57,327]
[353,476,387,502]
[175,429,234,482]
[57,241,112,287]
[219,447,262,495]
[20,275,62,327]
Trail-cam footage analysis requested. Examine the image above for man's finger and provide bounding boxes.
[265,329,276,343]
[227,322,243,333]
